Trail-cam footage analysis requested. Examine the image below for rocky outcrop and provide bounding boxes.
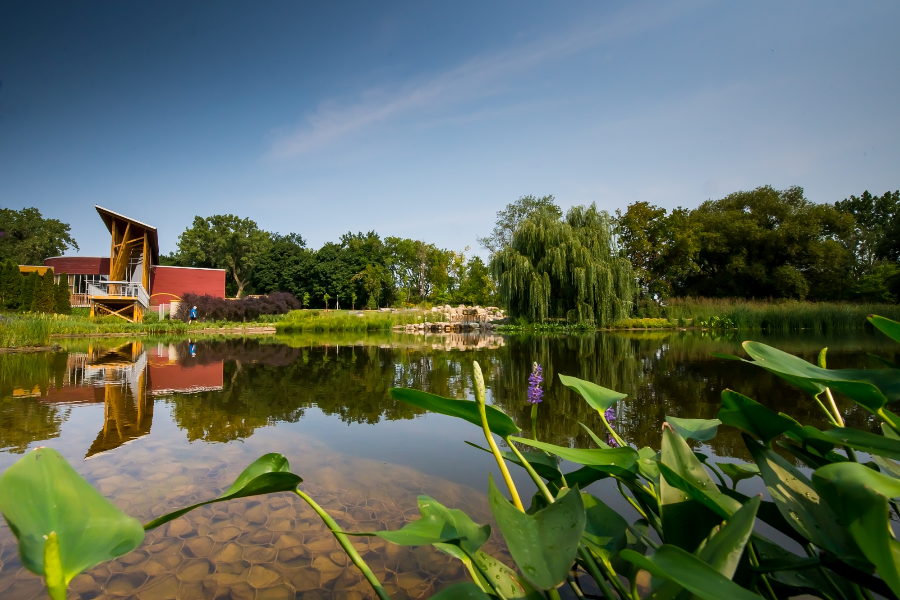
[395,305,505,333]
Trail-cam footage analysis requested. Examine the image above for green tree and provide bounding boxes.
[32,270,57,313]
[0,260,23,309]
[351,264,387,309]
[834,190,900,301]
[681,186,852,300]
[478,195,562,255]
[0,208,79,265]
[55,272,72,314]
[251,233,311,297]
[175,215,271,297]
[323,292,331,310]
[455,255,497,306]
[302,292,310,309]
[18,272,39,312]
[492,204,635,324]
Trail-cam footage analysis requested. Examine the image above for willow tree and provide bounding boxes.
[491,204,636,325]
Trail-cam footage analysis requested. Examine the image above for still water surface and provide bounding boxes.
[0,330,896,600]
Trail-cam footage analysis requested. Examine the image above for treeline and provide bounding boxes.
[161,216,497,308]
[615,186,900,303]
[0,260,71,314]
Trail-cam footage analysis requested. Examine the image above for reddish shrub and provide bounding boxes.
[174,292,299,322]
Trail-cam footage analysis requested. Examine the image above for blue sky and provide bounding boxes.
[1,1,898,257]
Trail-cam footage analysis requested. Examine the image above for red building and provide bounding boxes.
[44,206,225,320]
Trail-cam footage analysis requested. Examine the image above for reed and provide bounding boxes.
[275,309,419,333]
[656,297,900,331]
[0,315,52,347]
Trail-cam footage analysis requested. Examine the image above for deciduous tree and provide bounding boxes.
[0,208,79,265]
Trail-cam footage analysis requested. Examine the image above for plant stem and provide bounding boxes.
[577,546,617,600]
[824,388,845,427]
[616,479,648,521]
[747,542,778,600]
[531,403,539,440]
[599,411,627,448]
[294,489,391,600]
[474,361,524,511]
[548,587,563,600]
[506,438,555,502]
[566,575,586,599]
[813,393,842,428]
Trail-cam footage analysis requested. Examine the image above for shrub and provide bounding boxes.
[54,272,71,314]
[18,271,38,311]
[173,292,300,322]
[32,271,57,313]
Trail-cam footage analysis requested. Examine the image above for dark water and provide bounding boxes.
[0,329,896,600]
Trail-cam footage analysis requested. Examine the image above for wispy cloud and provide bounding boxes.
[266,1,698,159]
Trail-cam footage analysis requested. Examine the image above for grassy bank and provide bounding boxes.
[653,298,900,331]
[275,309,420,333]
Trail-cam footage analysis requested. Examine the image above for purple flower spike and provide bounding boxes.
[607,436,619,448]
[604,407,616,422]
[527,363,543,404]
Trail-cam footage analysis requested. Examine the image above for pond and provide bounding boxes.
[0,329,896,600]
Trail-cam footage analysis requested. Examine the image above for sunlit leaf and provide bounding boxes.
[716,390,796,446]
[558,374,627,411]
[665,416,721,442]
[578,421,611,449]
[510,437,639,475]
[433,546,543,600]
[464,441,562,481]
[0,448,145,592]
[580,493,628,561]
[715,462,760,489]
[658,463,741,519]
[813,462,900,598]
[488,475,585,590]
[621,545,763,600]
[869,315,900,344]
[744,434,868,568]
[823,427,900,461]
[143,453,302,530]
[389,388,520,437]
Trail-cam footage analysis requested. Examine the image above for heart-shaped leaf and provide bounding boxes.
[580,493,628,561]
[869,315,900,344]
[716,390,796,446]
[488,475,585,590]
[435,545,544,600]
[665,416,721,442]
[558,374,627,411]
[511,437,639,475]
[621,545,762,600]
[0,448,145,597]
[813,462,900,598]
[389,388,520,437]
[715,462,760,489]
[143,453,302,530]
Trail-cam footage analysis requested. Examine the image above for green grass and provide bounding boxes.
[0,316,52,347]
[654,297,900,332]
[275,309,420,333]
[606,317,674,329]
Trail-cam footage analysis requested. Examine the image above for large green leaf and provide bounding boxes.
[430,582,492,600]
[823,427,900,461]
[742,341,900,407]
[488,475,585,590]
[580,493,628,561]
[558,374,627,411]
[715,462,760,489]
[621,545,763,600]
[578,421,612,449]
[665,416,721,442]
[716,390,795,446]
[389,388,520,437]
[744,434,867,568]
[813,462,900,598]
[0,448,145,595]
[434,546,543,600]
[870,315,900,344]
[658,463,742,519]
[143,453,302,530]
[659,424,727,551]
[511,436,639,475]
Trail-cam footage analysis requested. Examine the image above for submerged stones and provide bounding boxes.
[0,437,511,600]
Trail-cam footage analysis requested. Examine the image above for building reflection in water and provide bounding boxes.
[61,341,223,458]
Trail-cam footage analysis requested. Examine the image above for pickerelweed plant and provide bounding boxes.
[2,315,900,600]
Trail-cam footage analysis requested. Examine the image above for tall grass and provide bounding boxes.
[0,316,52,347]
[655,297,900,332]
[275,310,420,333]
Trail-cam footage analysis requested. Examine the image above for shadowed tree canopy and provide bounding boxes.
[0,207,79,265]
[491,204,636,325]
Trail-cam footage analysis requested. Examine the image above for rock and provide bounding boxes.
[137,575,179,600]
[311,555,344,584]
[212,543,243,563]
[247,564,280,588]
[176,559,214,582]
[290,567,320,592]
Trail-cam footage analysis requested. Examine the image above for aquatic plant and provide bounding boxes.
[3,315,900,599]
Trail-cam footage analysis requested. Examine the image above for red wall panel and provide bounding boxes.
[150,266,226,306]
[43,256,110,275]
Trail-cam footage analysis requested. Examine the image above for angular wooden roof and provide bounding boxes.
[95,205,160,265]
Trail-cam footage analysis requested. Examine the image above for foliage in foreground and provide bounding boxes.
[3,315,900,599]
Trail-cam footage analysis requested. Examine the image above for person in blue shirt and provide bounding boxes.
[189,305,197,324]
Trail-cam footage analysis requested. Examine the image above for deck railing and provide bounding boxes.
[69,293,91,307]
[86,281,150,308]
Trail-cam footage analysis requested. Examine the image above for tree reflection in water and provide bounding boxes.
[0,330,895,464]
